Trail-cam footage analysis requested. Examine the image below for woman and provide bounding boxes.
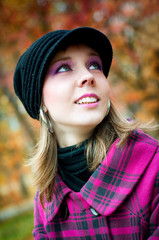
[13,27,159,239]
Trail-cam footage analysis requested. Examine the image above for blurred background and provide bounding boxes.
[0,0,159,239]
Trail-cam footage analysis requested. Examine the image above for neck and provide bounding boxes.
[54,125,94,148]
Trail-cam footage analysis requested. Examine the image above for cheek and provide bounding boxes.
[107,84,110,97]
[42,79,58,108]
[99,78,110,98]
[105,78,110,94]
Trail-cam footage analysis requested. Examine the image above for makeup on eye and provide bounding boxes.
[83,55,103,72]
[48,60,73,75]
[87,56,103,71]
[56,64,72,73]
[47,54,103,76]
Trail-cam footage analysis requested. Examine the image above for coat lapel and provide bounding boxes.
[81,130,158,216]
[45,174,71,222]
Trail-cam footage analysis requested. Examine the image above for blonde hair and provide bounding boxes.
[29,102,158,207]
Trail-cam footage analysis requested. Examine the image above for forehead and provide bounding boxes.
[52,44,99,61]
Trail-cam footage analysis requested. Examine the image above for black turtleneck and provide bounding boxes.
[58,140,93,192]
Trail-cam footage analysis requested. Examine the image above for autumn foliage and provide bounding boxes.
[0,0,159,209]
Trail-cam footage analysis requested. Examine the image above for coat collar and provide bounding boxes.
[81,130,158,216]
[45,175,72,222]
[46,130,158,221]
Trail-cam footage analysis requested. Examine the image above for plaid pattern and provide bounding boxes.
[33,130,159,239]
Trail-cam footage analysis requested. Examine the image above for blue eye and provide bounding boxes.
[56,64,71,73]
[89,62,102,70]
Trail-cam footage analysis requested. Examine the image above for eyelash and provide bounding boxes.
[88,61,102,70]
[54,59,103,74]
[55,64,72,73]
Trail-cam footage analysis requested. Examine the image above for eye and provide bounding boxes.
[89,62,102,70]
[56,64,71,73]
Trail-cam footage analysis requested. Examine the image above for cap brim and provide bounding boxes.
[46,27,113,78]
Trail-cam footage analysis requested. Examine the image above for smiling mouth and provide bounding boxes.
[75,97,99,104]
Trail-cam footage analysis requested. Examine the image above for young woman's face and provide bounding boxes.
[42,44,110,145]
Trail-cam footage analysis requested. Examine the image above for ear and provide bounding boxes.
[42,105,47,113]
[41,99,47,113]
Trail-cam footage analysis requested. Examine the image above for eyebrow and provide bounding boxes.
[51,57,71,65]
[89,52,100,57]
[51,52,100,65]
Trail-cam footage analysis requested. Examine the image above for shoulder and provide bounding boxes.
[127,129,159,158]
[126,129,159,173]
[34,189,40,202]
[105,129,159,176]
[129,129,158,146]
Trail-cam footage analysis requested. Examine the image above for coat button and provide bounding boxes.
[90,207,100,216]
[60,200,69,220]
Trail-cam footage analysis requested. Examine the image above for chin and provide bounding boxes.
[80,114,105,125]
[77,118,104,129]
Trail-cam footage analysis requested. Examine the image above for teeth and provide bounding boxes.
[76,97,98,104]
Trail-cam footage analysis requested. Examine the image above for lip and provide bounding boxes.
[75,93,100,103]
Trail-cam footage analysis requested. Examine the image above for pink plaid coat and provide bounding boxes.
[33,130,159,239]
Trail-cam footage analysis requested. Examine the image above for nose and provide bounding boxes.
[78,68,96,87]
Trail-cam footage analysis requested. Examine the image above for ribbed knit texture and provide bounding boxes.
[58,140,92,192]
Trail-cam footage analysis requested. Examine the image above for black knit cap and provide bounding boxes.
[13,27,113,120]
